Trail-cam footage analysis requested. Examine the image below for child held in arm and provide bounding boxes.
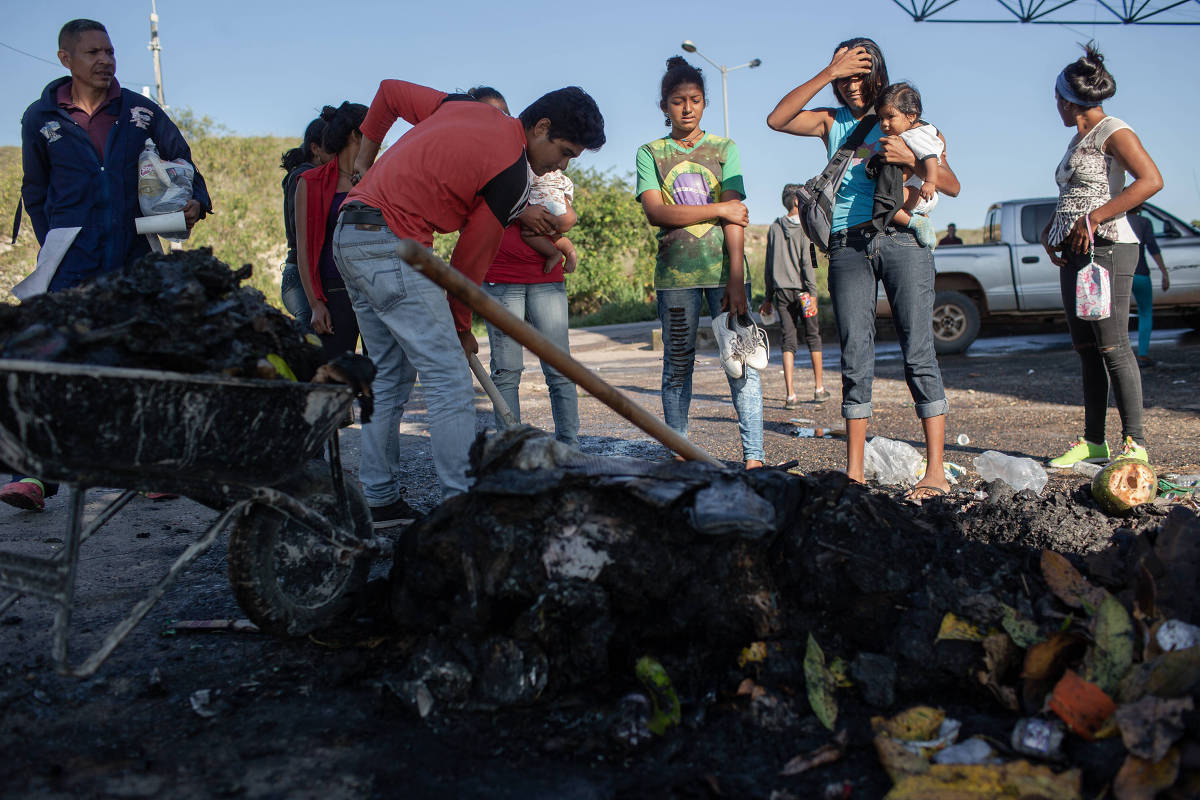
[873,83,942,249]
[522,169,579,273]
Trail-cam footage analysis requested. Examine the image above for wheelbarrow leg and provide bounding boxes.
[51,486,87,670]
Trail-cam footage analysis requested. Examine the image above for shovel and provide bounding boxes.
[396,240,722,467]
[467,352,519,429]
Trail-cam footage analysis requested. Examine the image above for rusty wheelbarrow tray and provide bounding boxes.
[0,359,387,677]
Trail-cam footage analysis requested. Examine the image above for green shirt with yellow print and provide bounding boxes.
[635,133,745,290]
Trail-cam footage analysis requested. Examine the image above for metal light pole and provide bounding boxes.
[149,0,166,107]
[680,40,761,138]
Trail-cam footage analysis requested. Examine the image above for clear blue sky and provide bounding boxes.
[3,1,1198,227]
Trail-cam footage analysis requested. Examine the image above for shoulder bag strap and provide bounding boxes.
[810,114,877,193]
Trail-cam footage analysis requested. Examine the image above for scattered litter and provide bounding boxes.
[1156,620,1200,653]
[1071,460,1103,479]
[932,737,1001,765]
[168,619,260,634]
[610,693,652,749]
[788,417,815,425]
[189,689,218,718]
[973,450,1048,494]
[1091,460,1157,515]
[791,427,833,438]
[1048,669,1116,740]
[863,437,923,487]
[1010,717,1065,759]
[1172,379,1187,384]
[956,434,969,446]
[780,729,849,776]
[1028,369,1035,374]
[635,656,680,735]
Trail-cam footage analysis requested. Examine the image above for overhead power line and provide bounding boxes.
[0,40,59,67]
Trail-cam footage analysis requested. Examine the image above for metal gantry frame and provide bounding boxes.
[893,0,1200,24]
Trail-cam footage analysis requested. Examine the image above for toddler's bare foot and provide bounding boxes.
[542,254,561,273]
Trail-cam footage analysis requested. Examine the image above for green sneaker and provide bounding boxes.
[1115,436,1148,463]
[1048,437,1110,468]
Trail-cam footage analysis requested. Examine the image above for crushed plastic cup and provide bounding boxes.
[934,737,1000,765]
[974,450,1048,494]
[863,437,923,487]
[1157,620,1200,652]
[956,434,970,446]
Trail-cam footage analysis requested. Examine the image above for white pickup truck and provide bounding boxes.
[877,198,1200,353]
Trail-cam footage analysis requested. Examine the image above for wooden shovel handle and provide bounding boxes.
[396,240,723,467]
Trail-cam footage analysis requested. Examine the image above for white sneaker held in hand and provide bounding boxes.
[711,312,744,379]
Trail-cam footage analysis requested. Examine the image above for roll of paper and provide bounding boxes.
[135,211,187,235]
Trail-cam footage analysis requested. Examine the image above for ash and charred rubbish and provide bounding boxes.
[0,248,326,382]
[379,427,1200,797]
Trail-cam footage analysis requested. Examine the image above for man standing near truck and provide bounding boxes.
[2,19,211,512]
[332,80,604,525]
[938,223,963,246]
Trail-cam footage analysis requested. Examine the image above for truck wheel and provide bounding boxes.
[227,462,372,636]
[932,291,981,355]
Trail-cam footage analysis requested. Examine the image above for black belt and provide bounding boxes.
[340,203,386,226]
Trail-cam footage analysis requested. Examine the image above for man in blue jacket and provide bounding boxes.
[2,18,212,512]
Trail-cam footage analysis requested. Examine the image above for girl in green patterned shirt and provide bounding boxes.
[635,56,764,468]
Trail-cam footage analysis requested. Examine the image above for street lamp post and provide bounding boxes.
[680,40,761,139]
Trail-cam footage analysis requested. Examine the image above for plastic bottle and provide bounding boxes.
[137,139,171,203]
[974,450,1048,494]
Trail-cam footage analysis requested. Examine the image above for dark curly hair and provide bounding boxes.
[1061,42,1116,105]
[519,87,606,151]
[830,37,889,111]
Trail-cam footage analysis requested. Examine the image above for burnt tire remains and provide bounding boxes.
[228,461,371,636]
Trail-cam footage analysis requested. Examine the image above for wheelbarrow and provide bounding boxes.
[0,358,387,677]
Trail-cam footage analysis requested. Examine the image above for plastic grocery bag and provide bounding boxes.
[863,436,923,487]
[137,139,194,241]
[1075,218,1110,322]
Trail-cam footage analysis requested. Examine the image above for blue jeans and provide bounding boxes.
[1131,273,1153,358]
[656,285,764,462]
[483,281,578,445]
[280,262,312,331]
[827,227,948,420]
[332,221,477,500]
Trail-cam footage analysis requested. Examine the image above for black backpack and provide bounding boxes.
[795,114,877,254]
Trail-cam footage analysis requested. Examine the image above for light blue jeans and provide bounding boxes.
[332,221,476,500]
[656,285,764,462]
[482,281,578,445]
[1131,273,1153,358]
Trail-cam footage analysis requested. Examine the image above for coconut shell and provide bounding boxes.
[1091,460,1157,515]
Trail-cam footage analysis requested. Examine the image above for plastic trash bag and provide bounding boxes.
[137,138,194,240]
[863,437,923,487]
[974,450,1048,494]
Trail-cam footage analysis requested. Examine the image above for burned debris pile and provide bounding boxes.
[0,249,325,381]
[381,427,1200,797]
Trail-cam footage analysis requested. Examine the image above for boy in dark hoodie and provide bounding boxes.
[759,183,828,409]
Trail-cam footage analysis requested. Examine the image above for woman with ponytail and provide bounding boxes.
[636,56,764,469]
[279,116,328,329]
[295,102,368,358]
[1041,44,1163,468]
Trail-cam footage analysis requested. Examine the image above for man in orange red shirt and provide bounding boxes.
[332,80,604,525]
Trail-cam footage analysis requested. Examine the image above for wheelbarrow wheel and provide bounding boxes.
[227,462,372,636]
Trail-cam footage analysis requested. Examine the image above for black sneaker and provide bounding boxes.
[370,497,420,529]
